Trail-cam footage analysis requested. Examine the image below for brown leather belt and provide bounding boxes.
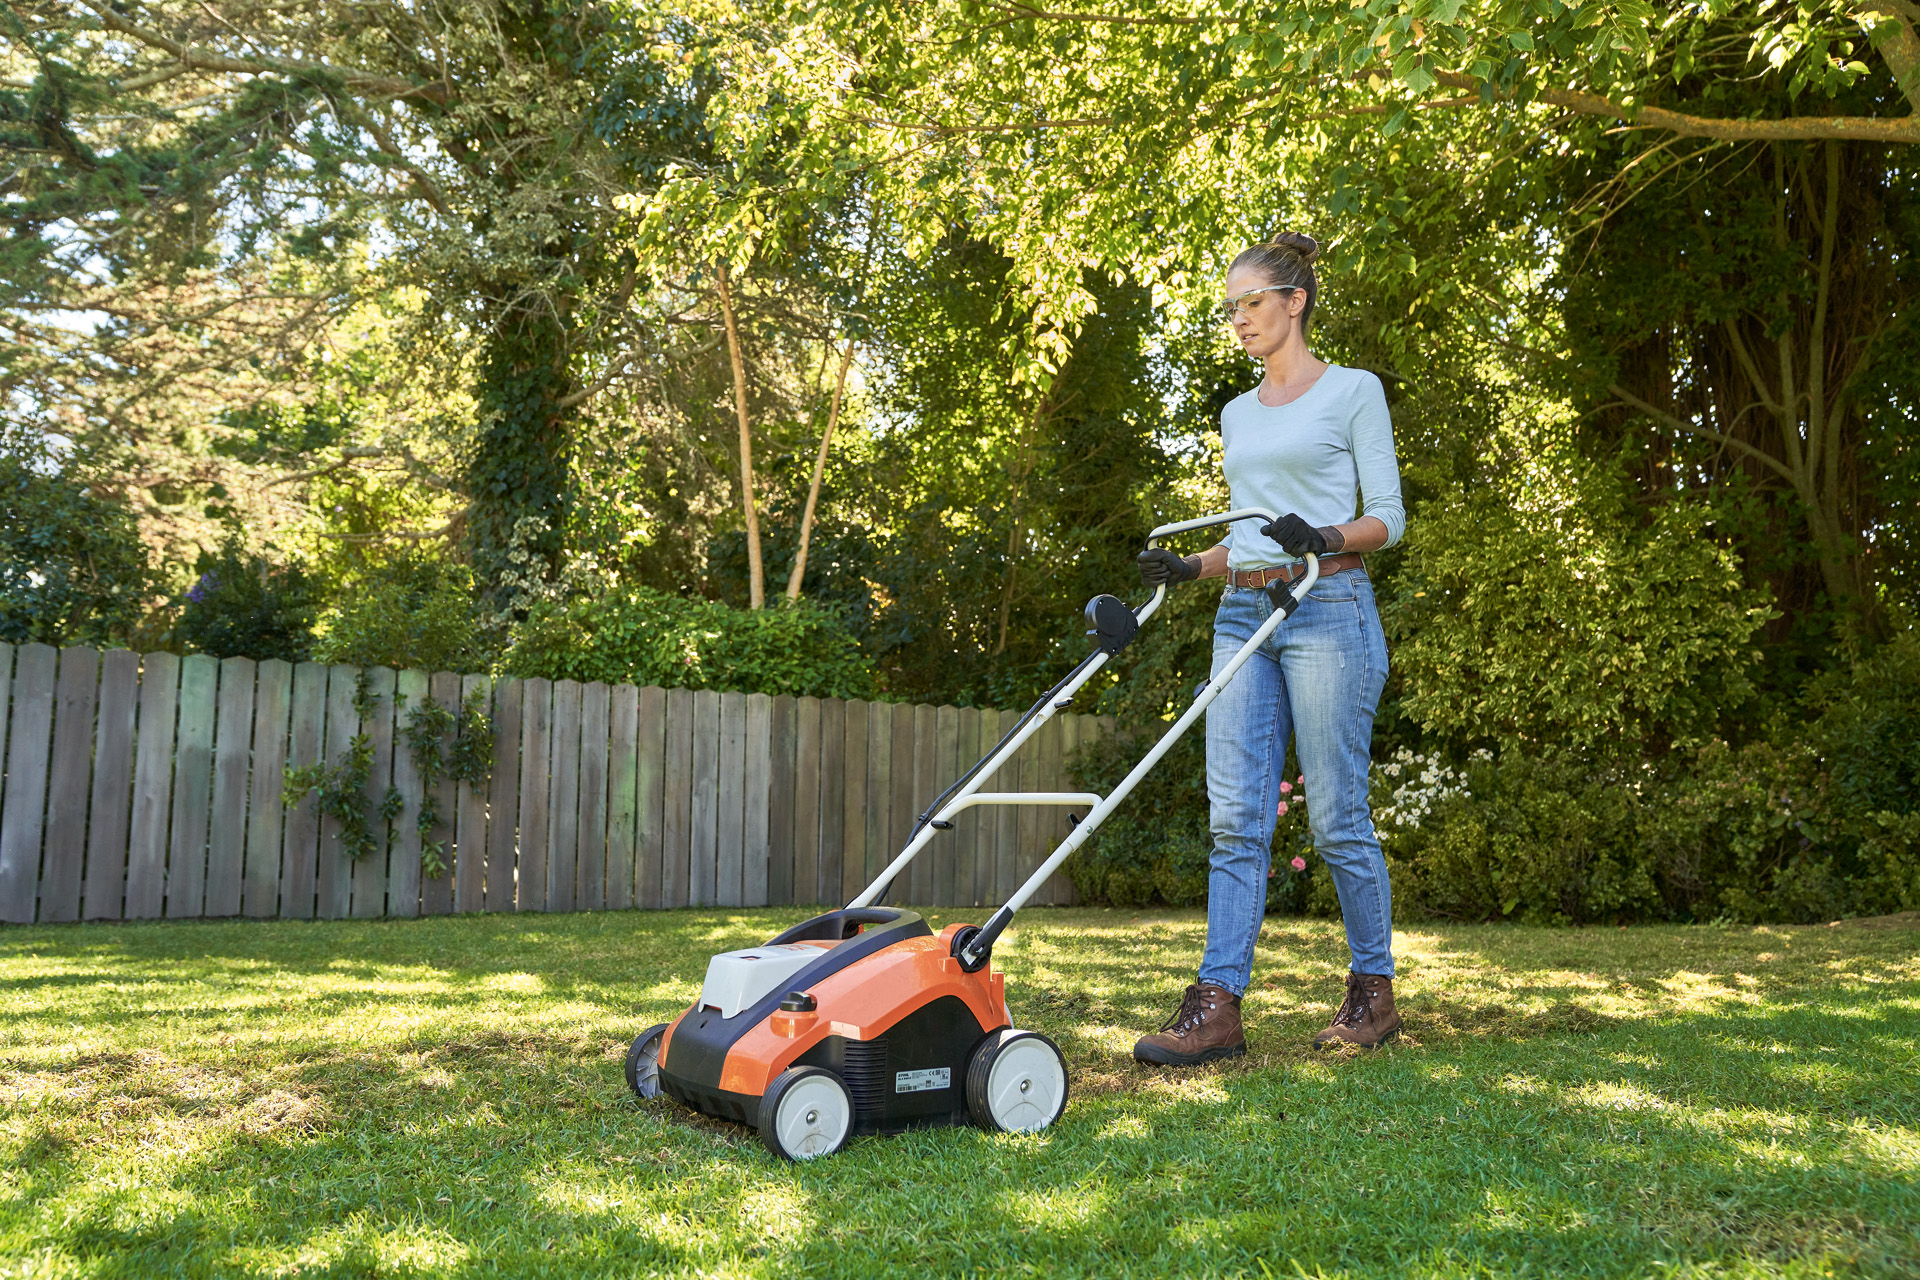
[1228,553,1364,590]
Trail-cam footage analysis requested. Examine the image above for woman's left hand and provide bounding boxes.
[1259,512,1344,557]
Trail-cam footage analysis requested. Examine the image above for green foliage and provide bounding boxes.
[1066,731,1317,915]
[503,587,875,699]
[283,675,401,864]
[0,427,155,647]
[1386,460,1772,752]
[403,687,496,880]
[312,556,483,674]
[1071,627,1920,924]
[177,538,318,663]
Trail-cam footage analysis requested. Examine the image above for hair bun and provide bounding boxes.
[1268,231,1319,263]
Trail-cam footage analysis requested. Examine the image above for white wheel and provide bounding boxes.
[758,1067,854,1161]
[966,1030,1069,1133]
[625,1023,668,1099]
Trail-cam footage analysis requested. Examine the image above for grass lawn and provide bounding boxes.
[2,907,1917,1279]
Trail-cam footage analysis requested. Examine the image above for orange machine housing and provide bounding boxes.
[656,914,1010,1133]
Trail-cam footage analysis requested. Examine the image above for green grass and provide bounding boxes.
[2,907,1917,1279]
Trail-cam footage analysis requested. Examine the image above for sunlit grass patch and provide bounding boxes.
[1,908,1916,1278]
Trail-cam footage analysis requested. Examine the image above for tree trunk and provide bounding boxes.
[715,260,764,610]
[786,339,857,602]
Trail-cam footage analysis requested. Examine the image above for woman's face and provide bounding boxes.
[1223,265,1306,361]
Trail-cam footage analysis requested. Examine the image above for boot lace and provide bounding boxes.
[1158,983,1213,1036]
[1332,972,1374,1029]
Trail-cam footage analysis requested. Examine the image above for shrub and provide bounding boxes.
[0,426,155,646]
[312,556,483,672]
[501,587,876,699]
[1066,630,1920,924]
[177,538,318,662]
[1384,463,1772,751]
[1065,732,1318,914]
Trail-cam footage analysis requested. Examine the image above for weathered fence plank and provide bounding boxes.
[744,692,772,907]
[38,647,99,923]
[994,712,1022,906]
[515,679,552,913]
[350,667,396,919]
[483,677,521,914]
[85,649,140,920]
[606,682,638,912]
[205,656,255,918]
[388,668,430,920]
[892,702,921,902]
[455,674,491,915]
[792,697,821,906]
[635,685,666,909]
[837,700,865,904]
[243,659,293,919]
[715,691,746,908]
[0,644,11,847]
[546,680,583,913]
[862,701,889,901]
[953,708,982,907]
[1,645,57,923]
[817,698,845,906]
[125,652,180,920]
[767,695,795,906]
[661,687,692,908]
[279,662,326,920]
[932,705,960,909]
[574,681,608,912]
[163,654,219,919]
[419,672,461,914]
[906,703,935,903]
[315,665,358,919]
[688,690,720,907]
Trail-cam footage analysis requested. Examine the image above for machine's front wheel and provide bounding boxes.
[966,1029,1069,1133]
[758,1067,855,1161]
[625,1023,669,1099]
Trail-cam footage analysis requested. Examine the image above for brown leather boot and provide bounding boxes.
[1132,983,1246,1066]
[1312,972,1401,1050]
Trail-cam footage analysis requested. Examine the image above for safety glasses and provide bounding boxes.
[1218,285,1298,324]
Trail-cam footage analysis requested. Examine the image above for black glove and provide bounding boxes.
[1258,512,1343,558]
[1137,548,1200,587]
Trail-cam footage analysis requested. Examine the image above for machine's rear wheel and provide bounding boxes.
[625,1023,669,1099]
[966,1029,1069,1133]
[758,1067,854,1161]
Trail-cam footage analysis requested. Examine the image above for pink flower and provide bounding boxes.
[1297,774,1305,785]
[1277,801,1289,815]
[1267,869,1274,878]
[1291,856,1307,871]
[1279,780,1293,795]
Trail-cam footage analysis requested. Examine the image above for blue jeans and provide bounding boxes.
[1197,572,1394,994]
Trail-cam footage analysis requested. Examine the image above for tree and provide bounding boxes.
[6,0,707,601]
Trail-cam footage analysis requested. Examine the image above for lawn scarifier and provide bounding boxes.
[631,508,1315,1160]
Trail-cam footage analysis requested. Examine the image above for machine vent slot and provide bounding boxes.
[841,1038,890,1115]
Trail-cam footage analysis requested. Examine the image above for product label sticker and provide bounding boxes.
[894,1067,951,1093]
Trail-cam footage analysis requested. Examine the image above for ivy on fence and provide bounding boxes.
[284,675,494,874]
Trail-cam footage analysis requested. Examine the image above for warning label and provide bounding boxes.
[894,1067,951,1093]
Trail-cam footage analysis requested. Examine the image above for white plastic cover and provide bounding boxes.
[697,944,823,1019]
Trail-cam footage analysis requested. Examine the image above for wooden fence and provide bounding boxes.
[0,644,1114,925]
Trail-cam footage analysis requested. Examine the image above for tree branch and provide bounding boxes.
[1431,70,1917,144]
[78,0,449,103]
[1855,2,1920,113]
[1607,383,1799,483]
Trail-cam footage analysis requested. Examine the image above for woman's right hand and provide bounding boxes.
[1137,548,1200,587]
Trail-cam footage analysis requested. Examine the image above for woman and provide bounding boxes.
[1132,232,1406,1062]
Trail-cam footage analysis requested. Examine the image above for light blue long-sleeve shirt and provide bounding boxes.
[1217,364,1406,569]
